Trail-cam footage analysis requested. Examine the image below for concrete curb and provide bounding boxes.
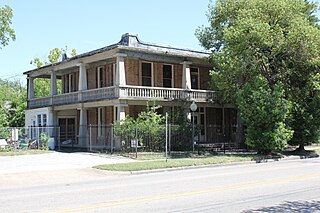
[96,154,319,175]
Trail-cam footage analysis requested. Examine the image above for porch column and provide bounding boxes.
[79,107,88,147]
[78,63,87,91]
[182,61,192,90]
[116,105,126,121]
[50,72,57,96]
[48,107,54,126]
[115,53,127,86]
[27,77,34,99]
[48,107,56,138]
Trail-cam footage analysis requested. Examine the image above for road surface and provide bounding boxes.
[1,157,320,212]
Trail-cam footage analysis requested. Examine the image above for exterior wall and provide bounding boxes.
[87,67,96,90]
[25,107,50,127]
[125,58,139,86]
[105,64,114,87]
[174,64,183,88]
[199,67,211,90]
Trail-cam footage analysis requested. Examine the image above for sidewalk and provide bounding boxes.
[0,152,135,188]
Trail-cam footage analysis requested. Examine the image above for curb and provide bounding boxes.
[96,154,319,175]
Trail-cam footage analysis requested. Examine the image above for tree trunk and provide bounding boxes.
[296,143,305,152]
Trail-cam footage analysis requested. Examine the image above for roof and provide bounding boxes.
[24,33,210,75]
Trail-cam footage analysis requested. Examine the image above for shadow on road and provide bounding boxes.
[242,200,320,212]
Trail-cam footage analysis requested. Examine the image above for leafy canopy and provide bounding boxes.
[30,47,77,97]
[0,5,15,48]
[196,0,320,152]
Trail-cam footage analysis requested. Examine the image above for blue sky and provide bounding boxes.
[0,0,210,82]
[0,0,319,83]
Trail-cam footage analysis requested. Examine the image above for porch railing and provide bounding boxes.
[27,85,218,108]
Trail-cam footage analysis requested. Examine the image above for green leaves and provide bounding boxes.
[196,0,320,152]
[0,79,26,127]
[0,5,15,48]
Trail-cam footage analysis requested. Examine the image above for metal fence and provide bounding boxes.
[87,123,197,153]
[0,127,60,150]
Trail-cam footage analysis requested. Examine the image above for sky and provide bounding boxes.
[0,0,319,84]
[0,0,211,83]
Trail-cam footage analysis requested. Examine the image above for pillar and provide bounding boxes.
[115,53,127,86]
[50,72,57,96]
[79,107,88,147]
[182,61,192,90]
[28,77,34,99]
[78,63,87,91]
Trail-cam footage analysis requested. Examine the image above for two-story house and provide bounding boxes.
[24,33,243,150]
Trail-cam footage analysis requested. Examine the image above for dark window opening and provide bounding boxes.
[191,68,199,89]
[142,63,152,86]
[163,65,172,88]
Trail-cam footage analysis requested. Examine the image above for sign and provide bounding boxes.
[131,138,138,148]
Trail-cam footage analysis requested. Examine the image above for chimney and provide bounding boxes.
[61,53,68,61]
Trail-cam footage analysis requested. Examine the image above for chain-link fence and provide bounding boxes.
[0,127,60,150]
[87,123,198,153]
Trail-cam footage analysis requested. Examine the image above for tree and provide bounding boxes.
[114,104,165,151]
[237,78,293,153]
[0,5,15,48]
[0,79,26,127]
[196,0,320,152]
[30,47,77,97]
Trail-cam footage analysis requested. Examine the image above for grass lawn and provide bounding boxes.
[94,154,254,171]
[0,149,52,156]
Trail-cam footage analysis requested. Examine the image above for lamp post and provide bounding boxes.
[190,101,197,152]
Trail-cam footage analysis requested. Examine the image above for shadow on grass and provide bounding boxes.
[242,200,320,213]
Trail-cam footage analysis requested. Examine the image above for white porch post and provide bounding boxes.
[50,72,57,96]
[78,63,87,91]
[79,107,88,147]
[182,61,192,90]
[115,53,127,86]
[28,77,35,99]
[48,107,54,126]
[117,105,126,121]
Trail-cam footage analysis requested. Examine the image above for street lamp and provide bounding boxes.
[190,101,197,152]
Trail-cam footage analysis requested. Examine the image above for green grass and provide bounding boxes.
[0,149,52,156]
[94,154,254,171]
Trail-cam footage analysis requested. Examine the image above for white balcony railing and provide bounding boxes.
[27,86,217,108]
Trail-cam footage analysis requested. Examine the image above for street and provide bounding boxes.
[1,157,320,212]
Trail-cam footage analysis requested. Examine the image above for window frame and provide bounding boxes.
[140,61,153,87]
[190,67,200,90]
[162,64,174,88]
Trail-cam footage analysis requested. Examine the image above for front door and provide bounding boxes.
[59,117,76,145]
[193,110,205,142]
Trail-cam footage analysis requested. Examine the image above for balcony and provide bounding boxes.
[27,86,217,109]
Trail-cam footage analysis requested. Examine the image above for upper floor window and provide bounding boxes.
[163,65,173,88]
[142,62,152,86]
[191,67,199,89]
[96,66,106,88]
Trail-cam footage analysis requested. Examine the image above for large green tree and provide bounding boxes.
[0,79,26,127]
[30,47,76,97]
[196,0,320,152]
[0,4,15,48]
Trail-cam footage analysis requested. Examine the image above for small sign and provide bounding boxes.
[131,139,138,148]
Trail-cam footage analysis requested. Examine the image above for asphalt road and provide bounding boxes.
[1,157,320,212]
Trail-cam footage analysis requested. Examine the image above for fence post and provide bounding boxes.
[169,123,171,155]
[111,125,114,154]
[165,112,168,162]
[135,124,138,159]
[89,124,92,152]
